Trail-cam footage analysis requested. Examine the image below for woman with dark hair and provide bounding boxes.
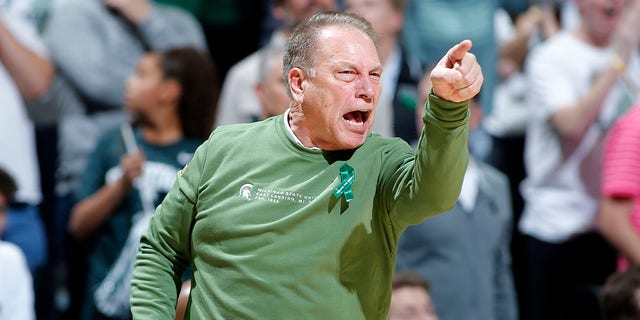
[68,46,217,320]
[160,47,219,138]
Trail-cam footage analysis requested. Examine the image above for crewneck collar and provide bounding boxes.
[283,109,321,150]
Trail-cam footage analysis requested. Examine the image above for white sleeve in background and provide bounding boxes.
[0,242,35,320]
[0,11,43,204]
[494,8,515,46]
[484,8,528,137]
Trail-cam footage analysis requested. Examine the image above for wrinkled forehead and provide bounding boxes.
[313,25,380,65]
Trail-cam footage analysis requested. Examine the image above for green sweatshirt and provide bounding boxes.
[131,93,469,319]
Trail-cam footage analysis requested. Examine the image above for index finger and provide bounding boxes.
[446,39,473,67]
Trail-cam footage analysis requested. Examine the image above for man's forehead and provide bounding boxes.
[315,27,380,63]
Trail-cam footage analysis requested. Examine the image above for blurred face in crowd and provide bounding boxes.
[125,53,177,117]
[575,0,625,43]
[274,0,337,30]
[388,285,438,320]
[255,51,290,119]
[344,0,403,41]
[290,25,382,150]
[0,192,7,235]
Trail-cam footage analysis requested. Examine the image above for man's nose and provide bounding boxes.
[356,75,378,101]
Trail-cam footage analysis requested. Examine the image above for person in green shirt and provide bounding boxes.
[70,47,216,320]
[131,11,483,320]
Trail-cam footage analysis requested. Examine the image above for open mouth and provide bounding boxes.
[603,6,618,18]
[343,110,369,128]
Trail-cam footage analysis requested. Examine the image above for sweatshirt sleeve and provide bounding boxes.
[130,139,208,318]
[386,92,469,227]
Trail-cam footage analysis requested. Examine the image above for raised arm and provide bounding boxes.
[548,2,640,140]
[0,13,54,100]
[43,1,206,109]
[69,150,144,239]
[388,40,483,226]
[104,0,207,51]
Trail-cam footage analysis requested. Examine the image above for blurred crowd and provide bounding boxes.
[1,0,640,319]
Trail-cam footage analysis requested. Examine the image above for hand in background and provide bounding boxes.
[611,0,640,63]
[119,151,145,186]
[104,0,151,24]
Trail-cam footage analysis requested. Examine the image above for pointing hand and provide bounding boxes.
[430,40,484,103]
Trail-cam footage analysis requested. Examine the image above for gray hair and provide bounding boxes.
[282,11,377,98]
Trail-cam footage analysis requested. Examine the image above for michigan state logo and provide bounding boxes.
[239,184,254,200]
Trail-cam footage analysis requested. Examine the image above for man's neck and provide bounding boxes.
[285,109,319,149]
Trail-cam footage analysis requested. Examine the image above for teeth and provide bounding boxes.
[345,119,364,127]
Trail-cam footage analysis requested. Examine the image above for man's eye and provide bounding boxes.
[337,71,357,81]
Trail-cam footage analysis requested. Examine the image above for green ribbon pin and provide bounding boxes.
[333,163,355,202]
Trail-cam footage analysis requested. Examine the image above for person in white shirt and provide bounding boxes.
[518,1,640,319]
[0,0,50,278]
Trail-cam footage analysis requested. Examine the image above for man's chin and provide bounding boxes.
[339,135,367,150]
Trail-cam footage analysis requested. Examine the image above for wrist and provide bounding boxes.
[123,3,152,24]
[610,52,627,74]
[115,175,134,190]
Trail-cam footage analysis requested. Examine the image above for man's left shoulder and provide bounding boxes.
[361,133,414,156]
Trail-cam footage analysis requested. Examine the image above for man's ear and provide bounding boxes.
[254,82,265,105]
[288,67,306,103]
[161,79,182,104]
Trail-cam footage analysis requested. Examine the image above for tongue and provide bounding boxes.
[344,111,362,123]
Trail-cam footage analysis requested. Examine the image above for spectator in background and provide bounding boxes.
[518,0,640,319]
[599,265,640,320]
[598,101,640,271]
[43,0,208,203]
[344,0,423,145]
[69,47,216,320]
[397,73,517,320]
[2,1,95,318]
[388,271,438,320]
[0,168,36,320]
[41,1,209,317]
[216,0,337,126]
[254,37,290,120]
[149,0,269,83]
[484,5,563,312]
[0,0,51,291]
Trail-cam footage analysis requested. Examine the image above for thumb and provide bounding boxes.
[445,39,473,68]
